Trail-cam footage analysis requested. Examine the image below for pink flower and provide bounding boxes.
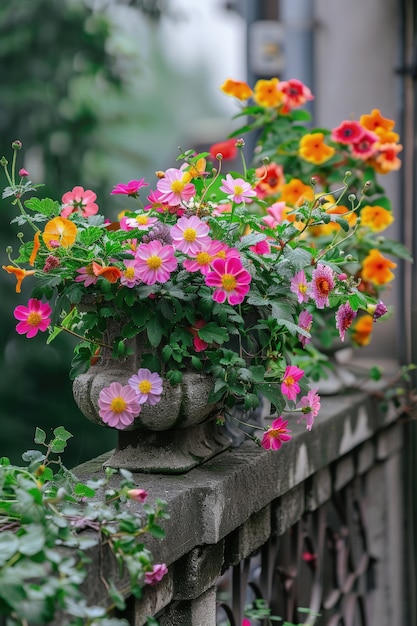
[290,270,310,304]
[335,302,357,341]
[61,186,98,218]
[110,179,148,197]
[145,563,168,586]
[205,257,252,305]
[281,365,304,402]
[373,300,388,321]
[261,416,292,450]
[188,319,209,352]
[14,298,52,338]
[98,382,142,429]
[297,389,320,430]
[278,78,314,111]
[19,168,29,177]
[331,120,365,145]
[128,368,163,405]
[249,239,270,255]
[219,173,257,204]
[310,264,335,308]
[156,168,196,206]
[182,240,225,275]
[135,240,178,285]
[74,264,98,287]
[351,130,379,159]
[120,259,142,288]
[298,310,313,347]
[262,201,288,228]
[170,215,211,255]
[242,620,252,626]
[120,213,158,231]
[144,189,171,212]
[127,489,148,502]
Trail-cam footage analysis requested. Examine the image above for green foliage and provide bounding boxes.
[0,428,169,625]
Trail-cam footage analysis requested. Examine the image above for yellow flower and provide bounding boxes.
[359,108,395,133]
[360,205,394,232]
[220,78,252,100]
[299,133,335,165]
[351,314,373,346]
[361,249,396,285]
[43,216,77,250]
[253,78,283,108]
[2,266,36,293]
[279,178,314,207]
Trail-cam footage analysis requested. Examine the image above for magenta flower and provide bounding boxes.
[170,215,211,255]
[61,186,98,218]
[19,168,29,177]
[310,264,335,309]
[278,78,314,110]
[145,563,168,586]
[351,130,379,159]
[144,189,170,212]
[128,368,163,405]
[74,264,98,287]
[262,201,288,228]
[298,310,313,347]
[14,298,52,338]
[156,168,196,206]
[373,300,388,321]
[249,238,270,255]
[182,240,225,275]
[135,240,178,285]
[281,365,304,402]
[205,257,252,305]
[98,382,142,429]
[297,389,320,431]
[110,179,149,197]
[127,488,148,502]
[120,259,142,288]
[335,302,357,341]
[331,120,365,145]
[261,416,292,451]
[220,173,257,204]
[120,213,158,231]
[290,270,310,304]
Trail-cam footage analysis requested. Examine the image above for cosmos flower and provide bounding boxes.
[205,257,251,305]
[110,179,149,197]
[135,240,178,285]
[281,365,304,402]
[261,416,292,450]
[170,215,211,255]
[128,369,163,405]
[219,174,257,204]
[297,389,320,431]
[98,382,142,429]
[13,298,52,338]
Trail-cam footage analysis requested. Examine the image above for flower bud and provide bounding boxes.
[348,194,356,202]
[0,157,8,167]
[345,170,352,177]
[155,170,165,179]
[6,246,12,254]
[345,254,353,261]
[12,140,22,150]
[19,168,29,177]
[235,138,245,147]
[338,273,348,281]
[215,153,223,161]
[127,488,148,502]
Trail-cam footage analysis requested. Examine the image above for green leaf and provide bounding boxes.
[18,524,45,556]
[108,580,126,610]
[147,317,163,347]
[197,322,229,344]
[24,196,60,216]
[256,383,285,413]
[0,532,19,565]
[74,483,96,498]
[22,449,45,463]
[53,426,73,441]
[149,524,166,539]
[166,370,183,385]
[34,427,46,445]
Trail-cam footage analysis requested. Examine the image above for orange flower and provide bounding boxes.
[255,162,284,198]
[182,157,207,182]
[279,178,314,207]
[374,128,400,144]
[299,133,335,165]
[2,265,36,293]
[359,109,395,133]
[29,231,41,266]
[361,249,396,285]
[253,78,283,108]
[220,78,252,100]
[43,216,77,250]
[373,143,403,174]
[360,205,394,232]
[92,261,122,283]
[351,314,373,346]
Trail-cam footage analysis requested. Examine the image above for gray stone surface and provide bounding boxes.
[223,505,271,566]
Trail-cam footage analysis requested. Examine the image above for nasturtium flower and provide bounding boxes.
[261,416,292,451]
[156,168,196,206]
[209,139,237,161]
[361,249,396,285]
[297,389,320,431]
[74,263,98,287]
[170,215,211,255]
[128,369,163,405]
[205,257,251,305]
[310,264,335,308]
[279,178,315,206]
[255,162,284,198]
[299,132,335,165]
[2,265,36,293]
[281,365,304,402]
[110,179,148,197]
[219,174,257,204]
[13,298,52,338]
[220,78,253,100]
[253,77,283,108]
[373,143,403,174]
[29,231,41,266]
[360,205,394,232]
[278,78,314,111]
[351,314,373,346]
[187,319,209,352]
[331,120,365,145]
[43,216,77,250]
[92,262,122,283]
[135,240,178,285]
[335,303,357,341]
[61,186,98,218]
[350,130,379,160]
[290,270,309,304]
[144,563,168,586]
[98,382,142,429]
[359,108,395,133]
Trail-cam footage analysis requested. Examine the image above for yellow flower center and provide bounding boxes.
[196,251,211,265]
[170,180,185,194]
[27,312,42,327]
[221,274,237,291]
[124,267,135,279]
[299,283,307,293]
[183,228,197,242]
[284,375,295,386]
[136,215,149,225]
[146,255,162,270]
[233,185,243,195]
[139,380,152,394]
[110,397,127,413]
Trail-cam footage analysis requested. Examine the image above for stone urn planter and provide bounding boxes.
[72,323,230,474]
